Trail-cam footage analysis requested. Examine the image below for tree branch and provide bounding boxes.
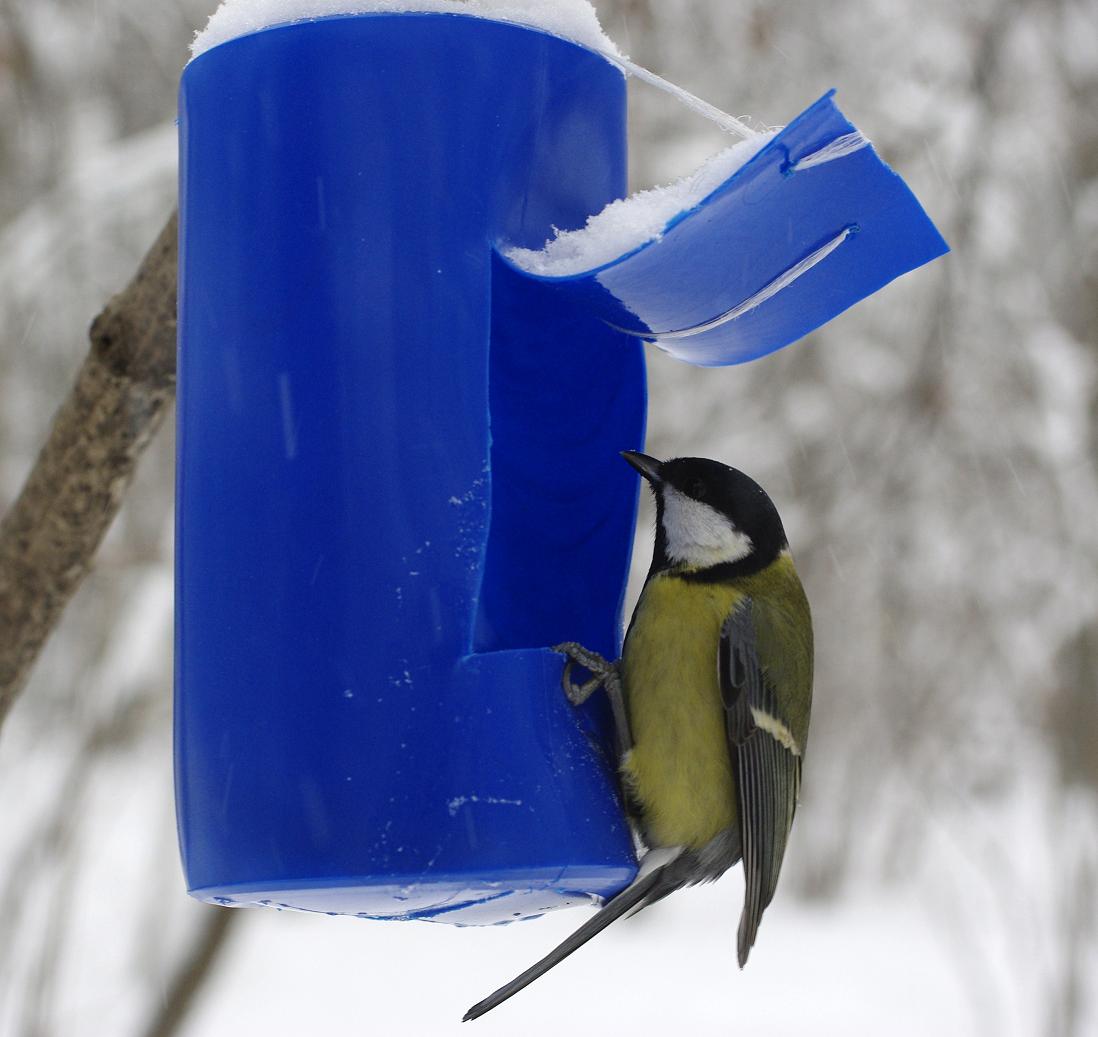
[0,210,177,729]
[139,906,239,1037]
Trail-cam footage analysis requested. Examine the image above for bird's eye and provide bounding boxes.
[689,479,708,500]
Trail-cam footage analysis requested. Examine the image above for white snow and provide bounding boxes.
[191,0,620,59]
[504,131,776,277]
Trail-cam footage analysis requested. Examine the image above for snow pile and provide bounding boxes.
[505,130,777,277]
[191,0,620,59]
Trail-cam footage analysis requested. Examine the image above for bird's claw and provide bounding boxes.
[553,642,618,706]
[561,662,603,705]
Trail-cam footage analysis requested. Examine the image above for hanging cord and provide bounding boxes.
[610,53,873,169]
[605,53,873,170]
[606,54,761,141]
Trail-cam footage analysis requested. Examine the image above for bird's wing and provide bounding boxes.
[719,599,803,967]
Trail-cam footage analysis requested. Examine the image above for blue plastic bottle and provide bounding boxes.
[177,13,644,922]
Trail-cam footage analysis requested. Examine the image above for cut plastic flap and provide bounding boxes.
[505,91,949,367]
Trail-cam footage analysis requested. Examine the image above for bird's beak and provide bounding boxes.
[621,451,664,485]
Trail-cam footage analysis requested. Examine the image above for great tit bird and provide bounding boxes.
[464,452,813,1022]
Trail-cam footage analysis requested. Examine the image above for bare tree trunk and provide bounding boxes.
[0,210,177,728]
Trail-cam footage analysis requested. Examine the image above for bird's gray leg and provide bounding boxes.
[601,664,633,756]
[553,642,633,755]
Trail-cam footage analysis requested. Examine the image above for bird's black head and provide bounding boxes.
[622,451,788,578]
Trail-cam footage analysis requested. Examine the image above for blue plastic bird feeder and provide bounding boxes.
[176,12,946,923]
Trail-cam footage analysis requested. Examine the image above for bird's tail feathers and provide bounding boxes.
[463,854,684,1022]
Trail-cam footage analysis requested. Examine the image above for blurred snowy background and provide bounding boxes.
[1,1,1096,1034]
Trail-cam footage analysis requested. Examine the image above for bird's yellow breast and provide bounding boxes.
[620,574,745,850]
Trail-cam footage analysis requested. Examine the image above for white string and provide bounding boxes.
[605,56,870,167]
[606,55,760,141]
[609,225,857,341]
[791,131,870,171]
[604,60,870,167]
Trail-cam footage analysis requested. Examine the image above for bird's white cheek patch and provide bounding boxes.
[661,487,753,568]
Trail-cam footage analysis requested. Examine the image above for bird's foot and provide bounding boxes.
[552,642,618,706]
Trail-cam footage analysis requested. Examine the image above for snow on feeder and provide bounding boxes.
[175,2,947,923]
